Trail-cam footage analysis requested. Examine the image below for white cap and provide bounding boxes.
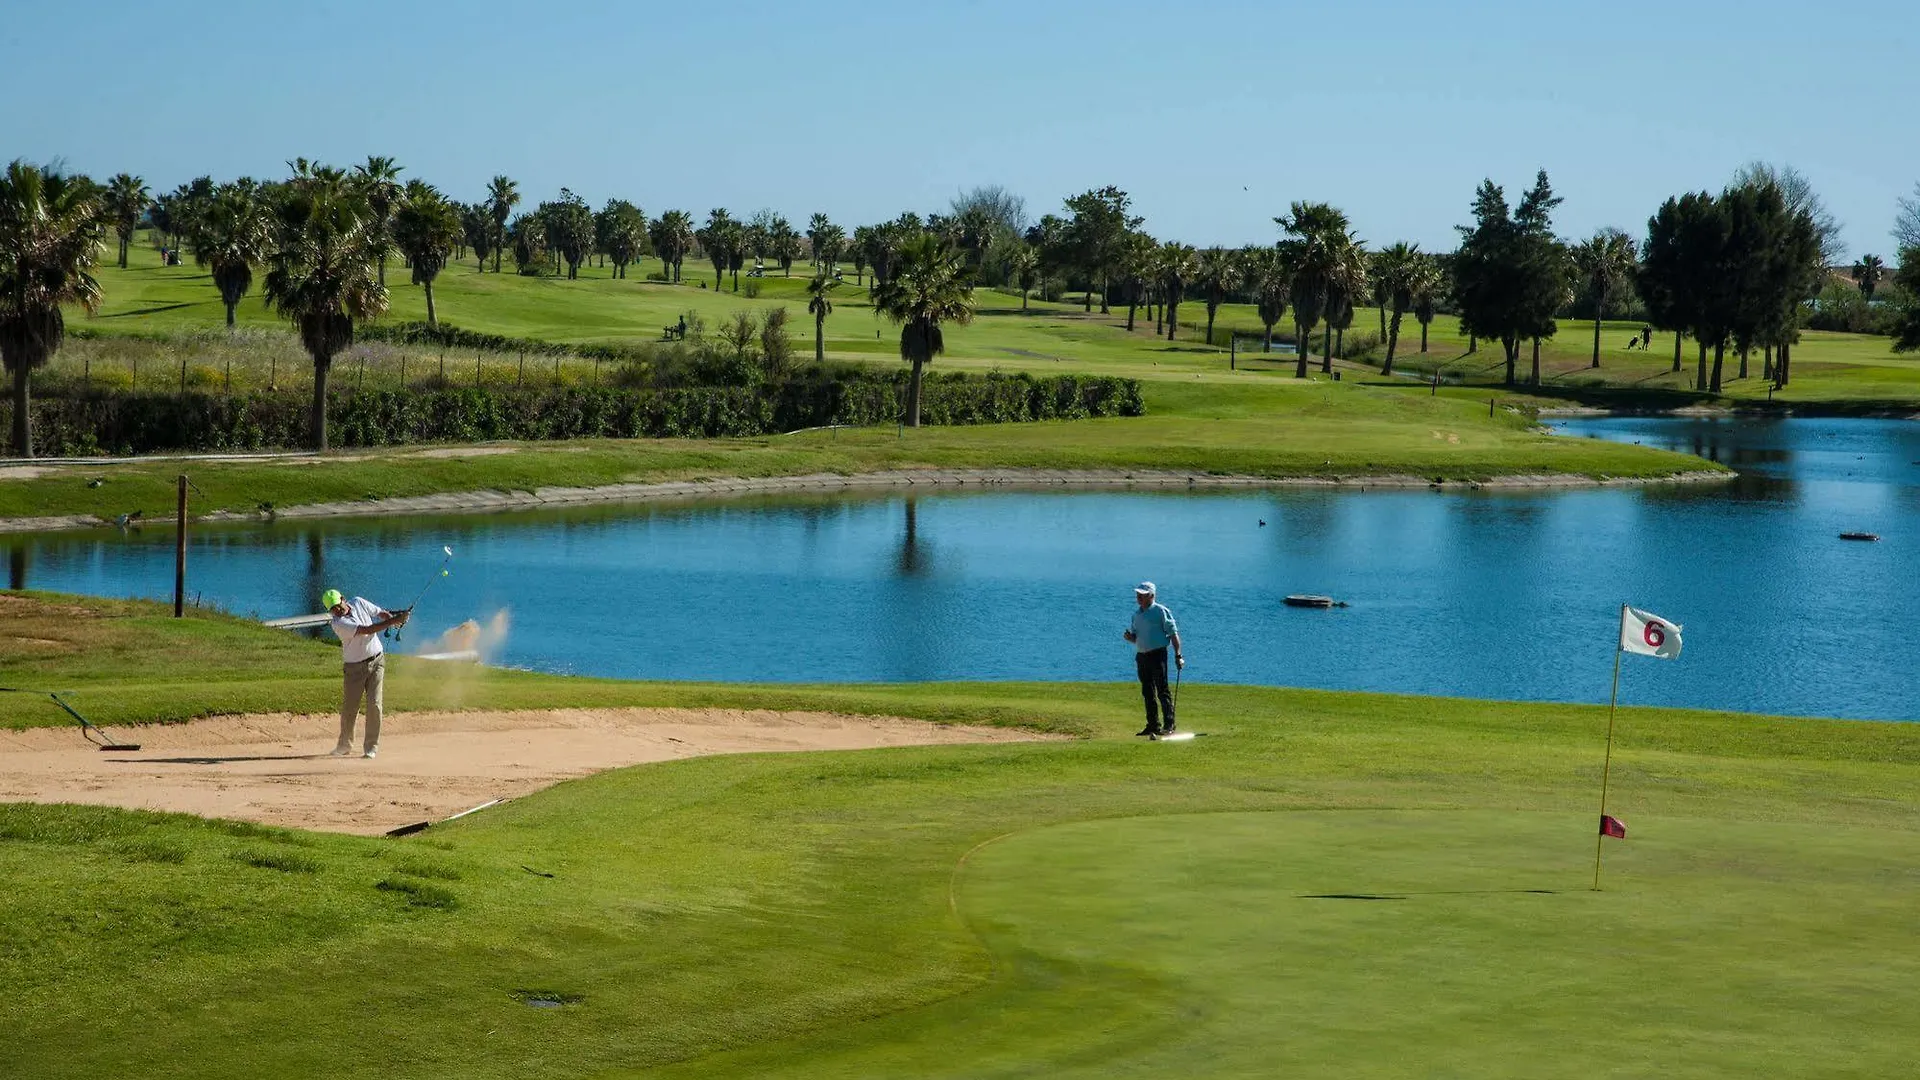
[1134,581,1156,595]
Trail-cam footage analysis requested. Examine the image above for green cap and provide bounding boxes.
[320,589,343,609]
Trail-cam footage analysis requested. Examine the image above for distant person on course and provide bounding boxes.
[1123,581,1184,739]
[323,588,408,759]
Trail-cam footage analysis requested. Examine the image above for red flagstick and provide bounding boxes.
[1593,605,1626,890]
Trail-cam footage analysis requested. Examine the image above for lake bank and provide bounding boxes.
[0,464,1731,534]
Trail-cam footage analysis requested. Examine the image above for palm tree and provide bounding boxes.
[1324,239,1367,366]
[542,190,595,279]
[1372,242,1431,376]
[104,173,148,269]
[485,175,518,273]
[393,180,463,327]
[1571,229,1638,367]
[1159,242,1197,342]
[1369,250,1388,340]
[812,222,846,273]
[1412,254,1441,353]
[871,234,975,428]
[263,179,388,451]
[651,210,695,283]
[1278,201,1352,378]
[850,226,875,285]
[1242,247,1289,352]
[1007,243,1040,312]
[194,183,270,329]
[1194,247,1241,346]
[0,162,105,458]
[1855,254,1885,301]
[807,213,832,268]
[1120,232,1156,332]
[770,216,803,276]
[806,272,837,363]
[595,199,647,280]
[509,213,547,276]
[697,209,736,291]
[352,156,405,286]
[460,202,493,272]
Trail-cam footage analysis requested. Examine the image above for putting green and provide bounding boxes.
[653,810,1920,1078]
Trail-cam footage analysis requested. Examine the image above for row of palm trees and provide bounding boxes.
[11,156,1898,456]
[0,157,984,455]
[1083,209,1445,379]
[1,159,463,455]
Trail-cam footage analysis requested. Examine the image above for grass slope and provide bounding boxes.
[3,595,1918,1078]
[0,376,1712,524]
[77,238,1920,406]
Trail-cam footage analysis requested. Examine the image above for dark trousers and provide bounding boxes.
[1135,647,1174,732]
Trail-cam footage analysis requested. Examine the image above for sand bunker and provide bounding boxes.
[0,707,1049,836]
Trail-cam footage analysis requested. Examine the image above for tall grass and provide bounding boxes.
[53,328,646,396]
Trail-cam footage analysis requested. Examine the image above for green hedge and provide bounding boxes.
[9,371,1145,455]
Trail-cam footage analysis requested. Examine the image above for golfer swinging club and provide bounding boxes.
[322,588,409,759]
[1124,581,1184,739]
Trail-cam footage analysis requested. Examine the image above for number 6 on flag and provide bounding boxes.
[1620,606,1682,660]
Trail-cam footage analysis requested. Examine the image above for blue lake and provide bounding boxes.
[6,417,1917,721]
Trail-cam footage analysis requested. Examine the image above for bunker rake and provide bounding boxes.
[1,688,142,751]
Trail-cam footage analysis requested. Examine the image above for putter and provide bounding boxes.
[0,687,141,751]
[392,545,454,643]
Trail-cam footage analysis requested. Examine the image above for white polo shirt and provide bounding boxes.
[329,597,387,664]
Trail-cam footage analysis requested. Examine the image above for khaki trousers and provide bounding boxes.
[340,654,385,751]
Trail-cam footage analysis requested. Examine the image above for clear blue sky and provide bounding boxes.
[3,0,1914,257]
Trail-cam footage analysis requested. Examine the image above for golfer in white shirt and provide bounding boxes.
[323,588,409,758]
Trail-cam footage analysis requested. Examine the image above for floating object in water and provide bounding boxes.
[1838,532,1880,542]
[1284,594,1349,609]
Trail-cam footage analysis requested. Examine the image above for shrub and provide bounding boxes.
[1805,280,1875,333]
[742,279,763,298]
[759,307,794,382]
[4,373,1146,454]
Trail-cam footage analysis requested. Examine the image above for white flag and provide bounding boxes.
[1620,606,1682,659]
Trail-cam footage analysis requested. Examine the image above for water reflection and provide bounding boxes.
[896,499,928,578]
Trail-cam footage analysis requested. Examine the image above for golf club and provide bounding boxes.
[0,687,142,751]
[391,545,453,642]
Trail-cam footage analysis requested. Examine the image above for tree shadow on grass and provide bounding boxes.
[1300,889,1559,900]
[100,303,197,319]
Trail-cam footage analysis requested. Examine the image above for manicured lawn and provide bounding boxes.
[0,373,1713,525]
[68,239,1920,402]
[2,595,1917,1078]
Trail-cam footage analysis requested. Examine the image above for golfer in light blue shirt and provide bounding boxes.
[1123,582,1184,738]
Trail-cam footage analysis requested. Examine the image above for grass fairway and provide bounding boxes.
[73,239,1920,409]
[4,596,1919,1077]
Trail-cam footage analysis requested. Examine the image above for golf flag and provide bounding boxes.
[1600,814,1627,839]
[1620,606,1682,659]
